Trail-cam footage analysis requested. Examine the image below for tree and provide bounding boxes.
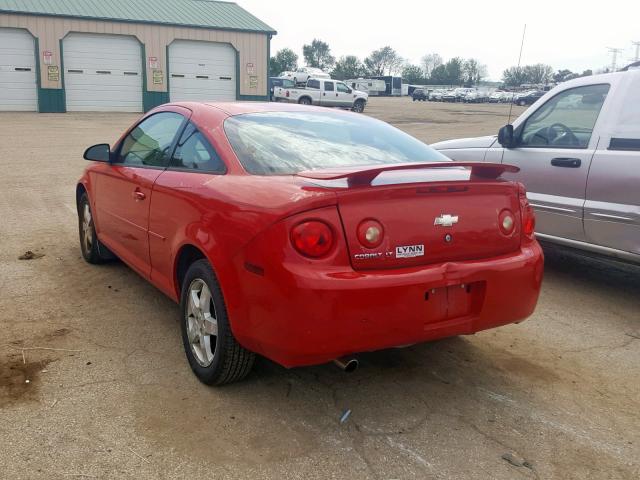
[269,48,298,76]
[421,53,443,78]
[502,66,527,86]
[429,64,449,84]
[523,64,553,84]
[553,69,579,83]
[444,57,464,86]
[402,64,424,84]
[364,46,404,76]
[463,58,487,85]
[302,39,335,71]
[331,55,365,80]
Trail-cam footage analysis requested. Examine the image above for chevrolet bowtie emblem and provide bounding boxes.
[434,214,459,227]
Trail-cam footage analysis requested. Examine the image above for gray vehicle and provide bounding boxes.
[432,69,640,264]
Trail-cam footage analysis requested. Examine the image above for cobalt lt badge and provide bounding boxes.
[434,214,459,227]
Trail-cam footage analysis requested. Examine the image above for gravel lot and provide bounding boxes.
[1,98,638,479]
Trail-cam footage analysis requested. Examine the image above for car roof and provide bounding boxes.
[165,101,338,117]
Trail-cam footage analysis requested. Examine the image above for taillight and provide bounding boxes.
[357,219,384,248]
[291,221,334,258]
[518,183,536,239]
[286,90,290,98]
[498,209,516,235]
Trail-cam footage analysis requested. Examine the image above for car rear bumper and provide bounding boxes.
[230,242,544,368]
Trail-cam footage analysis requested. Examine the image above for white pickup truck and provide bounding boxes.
[432,66,640,264]
[273,78,369,113]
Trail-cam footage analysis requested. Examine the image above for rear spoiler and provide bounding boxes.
[297,162,520,187]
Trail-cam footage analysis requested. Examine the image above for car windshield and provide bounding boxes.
[224,111,449,175]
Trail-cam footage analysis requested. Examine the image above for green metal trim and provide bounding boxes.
[0,10,277,35]
[166,44,170,102]
[33,35,41,110]
[37,38,67,112]
[140,43,169,111]
[238,95,269,101]
[235,48,240,101]
[37,88,65,112]
[143,91,169,111]
[267,34,271,78]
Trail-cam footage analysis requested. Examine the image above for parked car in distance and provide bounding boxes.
[273,78,368,112]
[281,67,331,85]
[77,102,543,385]
[412,88,428,101]
[441,90,457,102]
[429,89,445,101]
[514,90,544,106]
[269,77,296,101]
[463,90,489,103]
[432,69,640,265]
[489,91,505,103]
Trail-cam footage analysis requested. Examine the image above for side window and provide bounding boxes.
[170,123,226,173]
[116,112,184,167]
[324,81,334,91]
[519,84,610,148]
[610,75,640,148]
[336,82,349,93]
[307,79,320,89]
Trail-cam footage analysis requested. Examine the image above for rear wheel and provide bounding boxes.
[518,99,526,106]
[352,99,366,113]
[180,259,255,385]
[78,192,114,264]
[298,97,312,105]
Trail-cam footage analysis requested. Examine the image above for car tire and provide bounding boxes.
[518,99,526,106]
[180,259,255,386]
[352,99,366,113]
[298,97,312,105]
[78,192,115,264]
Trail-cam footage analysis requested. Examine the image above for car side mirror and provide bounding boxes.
[498,125,516,148]
[83,143,111,162]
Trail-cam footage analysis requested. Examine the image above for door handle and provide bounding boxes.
[551,158,581,168]
[132,190,146,201]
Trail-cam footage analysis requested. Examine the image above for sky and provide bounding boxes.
[238,0,640,81]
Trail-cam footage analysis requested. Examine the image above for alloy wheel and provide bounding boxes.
[185,278,219,367]
[82,203,93,254]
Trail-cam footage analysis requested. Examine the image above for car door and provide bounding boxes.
[335,82,354,107]
[501,83,610,242]
[95,110,187,277]
[584,74,640,256]
[148,121,227,297]
[322,80,336,106]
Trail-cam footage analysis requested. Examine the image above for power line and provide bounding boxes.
[607,47,623,72]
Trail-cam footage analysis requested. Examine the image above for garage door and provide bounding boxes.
[63,33,142,112]
[0,28,37,111]
[169,40,236,102]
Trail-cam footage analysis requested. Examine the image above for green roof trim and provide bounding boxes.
[0,0,276,34]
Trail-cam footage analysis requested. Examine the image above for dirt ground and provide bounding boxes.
[0,98,638,480]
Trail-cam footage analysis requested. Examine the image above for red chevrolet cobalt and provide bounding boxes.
[77,102,543,385]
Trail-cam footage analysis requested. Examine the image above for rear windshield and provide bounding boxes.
[223,111,449,175]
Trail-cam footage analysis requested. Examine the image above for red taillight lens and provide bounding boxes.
[357,219,384,248]
[286,90,290,98]
[291,221,334,258]
[498,209,516,235]
[518,183,536,239]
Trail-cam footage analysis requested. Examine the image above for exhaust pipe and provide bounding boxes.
[333,357,359,373]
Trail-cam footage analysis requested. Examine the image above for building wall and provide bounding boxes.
[0,12,270,111]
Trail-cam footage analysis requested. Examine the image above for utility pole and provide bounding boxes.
[607,47,623,72]
[632,41,640,62]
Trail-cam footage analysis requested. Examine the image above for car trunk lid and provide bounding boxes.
[298,162,522,270]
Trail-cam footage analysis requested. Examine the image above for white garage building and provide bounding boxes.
[0,0,275,112]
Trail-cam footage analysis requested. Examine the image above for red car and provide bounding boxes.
[77,102,543,385]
